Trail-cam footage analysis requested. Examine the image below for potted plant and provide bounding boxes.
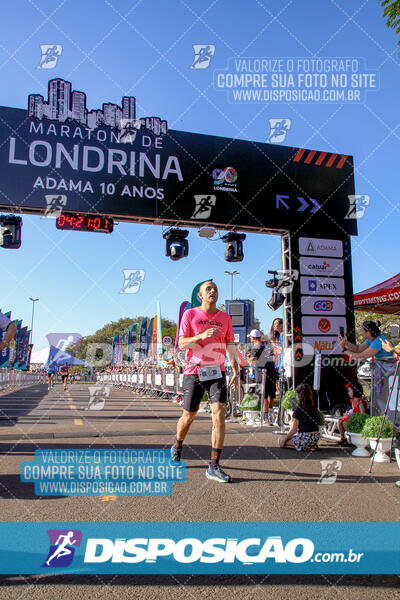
[346,413,370,457]
[282,389,296,410]
[241,393,261,426]
[394,438,400,471]
[317,409,325,434]
[361,416,394,463]
[282,390,296,425]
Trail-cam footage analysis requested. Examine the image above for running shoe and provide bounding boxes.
[170,444,182,462]
[206,463,232,483]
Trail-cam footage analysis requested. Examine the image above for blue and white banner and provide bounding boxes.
[0,522,397,574]
[20,449,185,496]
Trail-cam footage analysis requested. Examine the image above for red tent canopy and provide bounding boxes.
[354,273,400,314]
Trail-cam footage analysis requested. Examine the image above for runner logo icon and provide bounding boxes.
[120,269,145,294]
[191,195,216,219]
[42,529,82,567]
[267,118,291,143]
[318,460,342,484]
[37,45,63,69]
[190,45,215,69]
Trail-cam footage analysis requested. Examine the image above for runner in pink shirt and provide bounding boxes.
[171,280,239,483]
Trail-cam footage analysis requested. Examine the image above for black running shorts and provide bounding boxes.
[182,373,227,413]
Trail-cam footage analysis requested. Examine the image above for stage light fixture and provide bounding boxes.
[163,228,189,261]
[265,270,290,311]
[0,215,22,249]
[267,289,285,311]
[221,232,246,262]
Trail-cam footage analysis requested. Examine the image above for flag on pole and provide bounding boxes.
[138,318,148,364]
[156,301,163,366]
[127,323,138,362]
[16,326,28,368]
[0,311,12,367]
[146,318,154,360]
[111,334,120,366]
[175,301,191,350]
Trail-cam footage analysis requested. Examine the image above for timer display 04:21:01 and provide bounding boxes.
[56,214,114,233]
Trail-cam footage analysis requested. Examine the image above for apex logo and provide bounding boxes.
[320,283,336,290]
[42,529,82,567]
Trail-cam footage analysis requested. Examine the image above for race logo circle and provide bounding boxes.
[224,166,237,183]
[318,318,331,333]
[213,166,238,185]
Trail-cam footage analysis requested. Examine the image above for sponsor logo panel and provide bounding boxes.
[300,296,346,315]
[300,276,345,296]
[302,336,342,354]
[301,316,346,335]
[299,237,343,258]
[300,257,344,277]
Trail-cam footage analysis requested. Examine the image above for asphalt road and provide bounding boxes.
[0,382,398,599]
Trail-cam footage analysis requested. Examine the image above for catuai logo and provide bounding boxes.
[318,318,331,333]
[314,300,333,312]
[42,529,82,567]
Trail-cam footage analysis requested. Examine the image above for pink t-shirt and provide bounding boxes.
[179,308,234,375]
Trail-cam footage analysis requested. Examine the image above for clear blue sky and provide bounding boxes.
[0,0,399,351]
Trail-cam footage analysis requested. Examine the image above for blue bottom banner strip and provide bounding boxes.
[0,522,398,574]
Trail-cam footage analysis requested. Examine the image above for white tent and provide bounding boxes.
[30,346,50,365]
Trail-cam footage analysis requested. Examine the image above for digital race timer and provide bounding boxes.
[56,213,114,233]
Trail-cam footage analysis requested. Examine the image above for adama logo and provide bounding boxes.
[318,319,331,333]
[42,529,82,567]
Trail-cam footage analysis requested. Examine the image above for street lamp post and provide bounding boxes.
[224,270,239,300]
[29,298,39,346]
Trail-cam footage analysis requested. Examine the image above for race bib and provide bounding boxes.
[198,365,222,381]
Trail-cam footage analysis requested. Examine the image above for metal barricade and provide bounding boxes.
[153,368,163,396]
[163,368,176,398]
[0,369,46,391]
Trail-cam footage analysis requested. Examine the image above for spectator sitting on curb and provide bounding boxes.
[279,383,320,452]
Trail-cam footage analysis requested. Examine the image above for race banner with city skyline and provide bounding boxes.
[0,78,357,236]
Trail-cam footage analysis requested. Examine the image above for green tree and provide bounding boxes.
[354,311,399,344]
[380,0,400,52]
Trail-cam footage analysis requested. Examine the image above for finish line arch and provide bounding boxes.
[0,78,358,399]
